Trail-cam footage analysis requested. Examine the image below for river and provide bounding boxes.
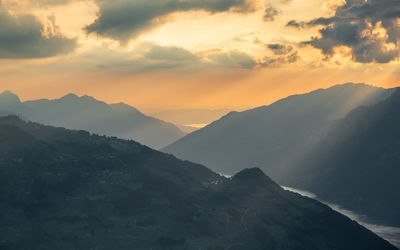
[282,186,400,248]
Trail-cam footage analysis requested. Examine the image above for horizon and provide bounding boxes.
[0,81,396,113]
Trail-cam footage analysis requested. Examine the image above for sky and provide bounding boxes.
[0,0,399,112]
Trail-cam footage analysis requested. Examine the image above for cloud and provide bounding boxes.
[254,39,299,66]
[91,43,201,71]
[263,0,294,23]
[89,41,303,73]
[1,0,76,8]
[267,43,293,55]
[85,0,259,42]
[0,7,77,58]
[263,5,279,22]
[146,45,199,62]
[288,0,400,63]
[90,42,260,72]
[208,50,257,69]
[286,20,306,28]
[30,0,72,6]
[261,51,298,67]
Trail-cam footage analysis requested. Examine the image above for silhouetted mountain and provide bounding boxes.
[283,87,400,227]
[164,83,393,176]
[0,91,184,149]
[0,116,396,250]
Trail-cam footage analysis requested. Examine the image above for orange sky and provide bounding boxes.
[0,0,399,112]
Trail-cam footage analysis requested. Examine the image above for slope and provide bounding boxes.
[164,83,393,176]
[284,88,400,227]
[0,116,396,250]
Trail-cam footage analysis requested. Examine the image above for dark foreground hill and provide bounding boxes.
[0,91,184,149]
[0,116,397,250]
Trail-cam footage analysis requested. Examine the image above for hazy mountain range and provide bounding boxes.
[0,115,397,250]
[163,83,398,226]
[0,91,184,149]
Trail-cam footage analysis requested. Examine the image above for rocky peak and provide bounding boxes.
[231,168,282,191]
[59,93,80,101]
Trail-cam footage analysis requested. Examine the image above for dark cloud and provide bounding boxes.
[0,7,77,58]
[267,43,293,55]
[261,50,298,67]
[85,0,258,42]
[263,0,294,23]
[286,20,306,28]
[263,5,279,22]
[286,17,338,28]
[93,42,300,72]
[288,0,400,63]
[254,39,299,66]
[93,43,260,72]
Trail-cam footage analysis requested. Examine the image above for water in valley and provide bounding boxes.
[283,186,400,248]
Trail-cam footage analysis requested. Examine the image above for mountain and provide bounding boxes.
[0,116,397,250]
[0,91,31,116]
[0,91,185,149]
[163,83,400,228]
[164,83,393,176]
[282,87,400,227]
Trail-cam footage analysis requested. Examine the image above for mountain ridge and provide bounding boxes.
[0,91,185,149]
[164,83,394,175]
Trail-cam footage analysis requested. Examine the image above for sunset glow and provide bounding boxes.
[0,0,399,111]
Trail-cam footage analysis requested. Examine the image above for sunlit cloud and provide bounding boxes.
[0,2,77,58]
[289,0,400,64]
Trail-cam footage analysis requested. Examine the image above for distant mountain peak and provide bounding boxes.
[1,90,17,95]
[0,90,21,104]
[58,93,106,106]
[81,94,94,99]
[60,93,79,100]
[338,82,367,87]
